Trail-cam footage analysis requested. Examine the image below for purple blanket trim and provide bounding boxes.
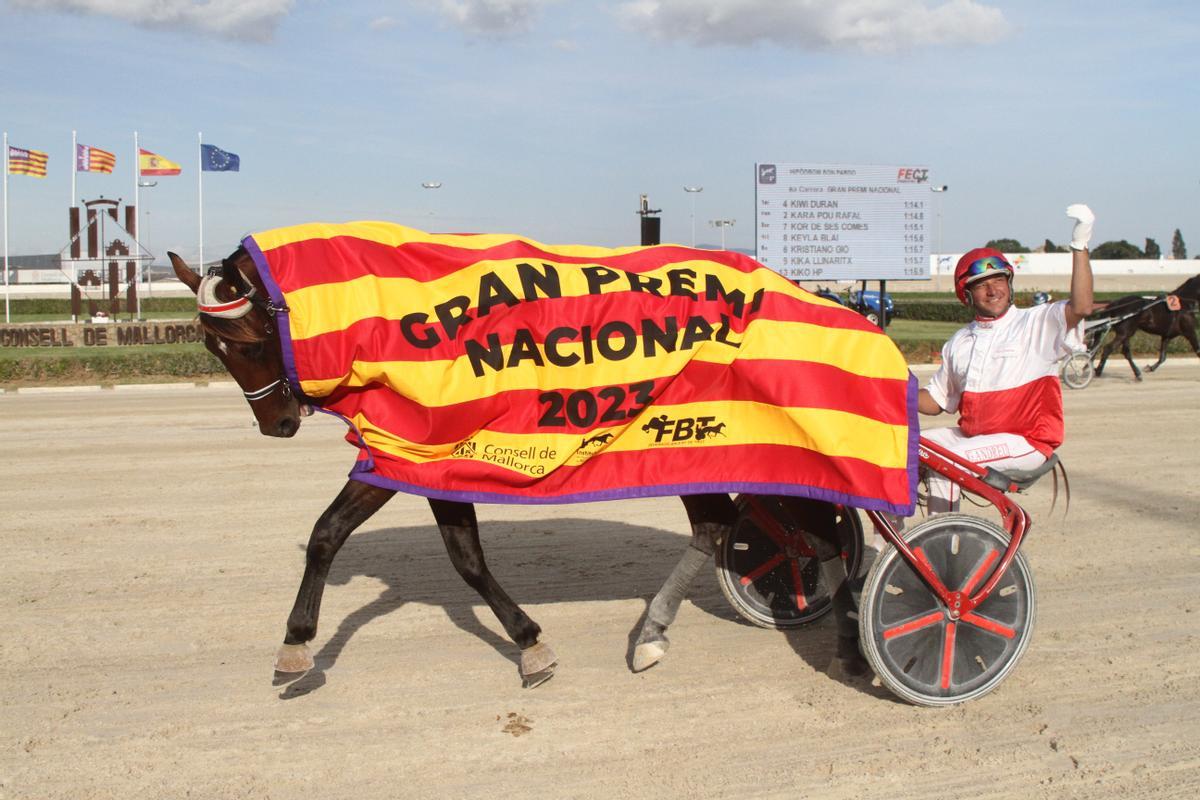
[905,370,921,511]
[243,236,308,404]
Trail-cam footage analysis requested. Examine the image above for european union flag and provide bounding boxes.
[200,144,240,172]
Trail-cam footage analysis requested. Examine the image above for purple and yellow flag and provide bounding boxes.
[245,223,918,513]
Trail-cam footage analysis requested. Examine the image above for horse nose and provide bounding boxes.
[274,416,300,438]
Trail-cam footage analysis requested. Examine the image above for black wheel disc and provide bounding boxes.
[716,495,863,629]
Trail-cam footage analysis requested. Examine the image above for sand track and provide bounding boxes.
[3,367,1199,799]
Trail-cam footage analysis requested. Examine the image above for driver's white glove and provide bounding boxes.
[1067,204,1095,251]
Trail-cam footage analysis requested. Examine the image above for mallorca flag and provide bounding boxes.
[139,148,182,176]
[76,144,116,173]
[7,146,48,177]
[243,223,919,513]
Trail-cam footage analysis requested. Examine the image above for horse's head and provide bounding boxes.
[1173,274,1200,302]
[170,249,310,437]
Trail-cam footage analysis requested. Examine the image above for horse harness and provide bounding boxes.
[196,263,293,405]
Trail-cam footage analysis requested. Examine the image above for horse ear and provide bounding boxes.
[169,252,201,294]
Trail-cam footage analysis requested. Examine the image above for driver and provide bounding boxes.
[914,204,1096,514]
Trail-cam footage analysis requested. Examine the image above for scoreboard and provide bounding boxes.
[755,162,933,281]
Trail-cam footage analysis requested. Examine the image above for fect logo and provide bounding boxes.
[896,167,929,183]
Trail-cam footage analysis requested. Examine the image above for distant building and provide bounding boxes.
[3,254,69,284]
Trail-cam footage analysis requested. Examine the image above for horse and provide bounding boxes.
[1094,275,1200,381]
[168,248,868,688]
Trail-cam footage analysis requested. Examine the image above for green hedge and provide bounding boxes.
[6,296,197,315]
[896,291,1162,323]
[895,301,972,323]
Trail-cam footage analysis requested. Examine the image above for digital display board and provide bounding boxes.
[755,162,932,281]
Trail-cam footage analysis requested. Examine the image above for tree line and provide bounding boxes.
[986,229,1188,260]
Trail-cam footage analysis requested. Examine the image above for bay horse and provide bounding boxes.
[169,250,865,688]
[1094,275,1200,381]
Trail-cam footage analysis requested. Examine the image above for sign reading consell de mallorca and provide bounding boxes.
[0,321,204,349]
[755,162,932,282]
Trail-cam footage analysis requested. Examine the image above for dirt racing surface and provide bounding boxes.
[3,365,1199,799]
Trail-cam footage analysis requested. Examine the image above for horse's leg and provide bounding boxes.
[807,507,870,679]
[632,493,736,672]
[427,498,554,687]
[1121,335,1143,381]
[1146,335,1171,373]
[1094,340,1110,377]
[1183,316,1200,362]
[276,480,396,674]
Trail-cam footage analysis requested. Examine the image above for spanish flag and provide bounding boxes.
[245,223,918,513]
[139,148,181,176]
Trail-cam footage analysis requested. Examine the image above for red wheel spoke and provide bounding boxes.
[789,558,809,611]
[747,503,791,551]
[960,547,999,596]
[940,621,957,690]
[791,535,817,558]
[882,611,944,640]
[961,612,1016,640]
[739,552,787,586]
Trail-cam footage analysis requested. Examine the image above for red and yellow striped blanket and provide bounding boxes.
[245,223,917,512]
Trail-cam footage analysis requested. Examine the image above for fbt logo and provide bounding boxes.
[641,414,728,444]
[896,167,929,183]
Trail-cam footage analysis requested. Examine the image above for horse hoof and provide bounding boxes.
[520,642,558,687]
[522,667,556,689]
[632,639,668,673]
[274,643,314,674]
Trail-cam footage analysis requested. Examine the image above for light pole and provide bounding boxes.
[709,218,735,250]
[931,185,948,291]
[137,180,156,307]
[683,186,703,247]
[421,182,442,229]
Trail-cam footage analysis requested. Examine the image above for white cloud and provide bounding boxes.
[412,0,555,37]
[369,16,401,31]
[614,0,1011,53]
[9,0,295,41]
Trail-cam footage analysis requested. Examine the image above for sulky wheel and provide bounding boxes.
[1060,351,1095,390]
[858,513,1036,707]
[716,495,863,629]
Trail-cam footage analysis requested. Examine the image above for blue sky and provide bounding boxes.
[2,0,1197,266]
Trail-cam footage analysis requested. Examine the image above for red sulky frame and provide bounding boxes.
[864,436,1032,628]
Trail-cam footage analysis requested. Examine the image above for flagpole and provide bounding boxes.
[3,131,10,323]
[71,129,77,211]
[133,130,142,318]
[197,131,203,273]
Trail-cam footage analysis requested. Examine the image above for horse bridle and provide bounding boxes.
[197,265,294,405]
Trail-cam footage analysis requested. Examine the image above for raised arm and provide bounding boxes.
[1064,204,1096,329]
